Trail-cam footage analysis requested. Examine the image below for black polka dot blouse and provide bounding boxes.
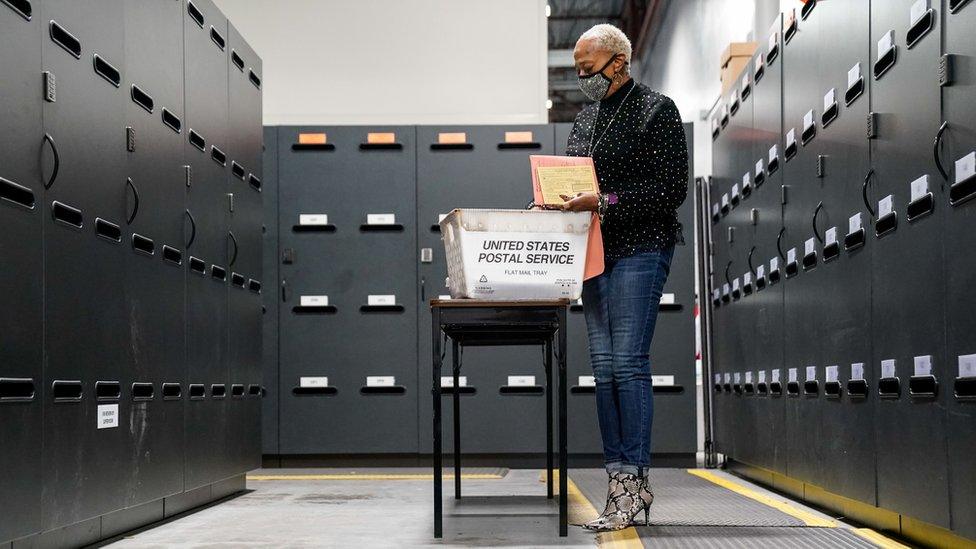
[566,78,689,262]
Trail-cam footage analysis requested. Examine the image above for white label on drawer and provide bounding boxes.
[300,295,329,307]
[732,278,740,292]
[958,354,976,378]
[367,213,396,225]
[786,128,797,148]
[825,227,837,246]
[722,283,730,296]
[803,110,815,131]
[722,194,730,208]
[300,376,329,388]
[850,67,864,93]
[878,30,895,60]
[368,294,396,306]
[956,152,976,185]
[732,183,740,198]
[660,293,675,305]
[741,74,750,93]
[712,117,719,132]
[300,214,329,226]
[744,272,753,286]
[772,369,781,383]
[879,195,894,218]
[715,373,722,384]
[759,370,766,383]
[743,173,751,188]
[712,203,720,217]
[438,213,449,223]
[806,366,817,381]
[824,88,836,111]
[713,288,720,301]
[851,363,865,381]
[756,265,766,279]
[769,144,778,163]
[910,175,930,202]
[724,373,731,384]
[438,295,452,300]
[788,368,798,383]
[367,376,395,387]
[508,375,536,387]
[770,257,780,272]
[913,355,933,376]
[745,371,753,384]
[756,160,764,177]
[652,375,675,386]
[881,359,896,378]
[805,238,815,257]
[826,365,839,383]
[441,376,468,388]
[849,212,863,234]
[787,247,797,265]
[579,375,596,387]
[768,31,778,52]
[911,0,929,26]
[97,404,118,429]
[734,372,741,384]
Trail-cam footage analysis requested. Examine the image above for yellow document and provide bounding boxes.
[536,165,598,205]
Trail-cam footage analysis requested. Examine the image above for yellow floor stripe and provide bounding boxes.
[687,469,837,528]
[852,528,913,549]
[541,471,644,548]
[247,473,503,481]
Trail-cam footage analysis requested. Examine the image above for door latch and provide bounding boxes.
[939,54,955,87]
[420,248,433,263]
[227,193,234,213]
[126,126,136,152]
[817,155,825,178]
[867,112,878,139]
[282,248,295,264]
[184,165,192,187]
[43,71,56,102]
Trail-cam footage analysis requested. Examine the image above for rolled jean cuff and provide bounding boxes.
[618,464,642,476]
[605,461,624,474]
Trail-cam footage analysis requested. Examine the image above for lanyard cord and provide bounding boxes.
[587,82,636,157]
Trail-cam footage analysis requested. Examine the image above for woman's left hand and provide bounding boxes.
[557,192,600,212]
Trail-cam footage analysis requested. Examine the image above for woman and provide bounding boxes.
[555,23,688,531]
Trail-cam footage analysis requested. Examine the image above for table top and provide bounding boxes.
[430,298,570,308]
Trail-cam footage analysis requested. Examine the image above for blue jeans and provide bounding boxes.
[582,248,674,477]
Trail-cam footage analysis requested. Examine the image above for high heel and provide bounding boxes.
[630,476,654,526]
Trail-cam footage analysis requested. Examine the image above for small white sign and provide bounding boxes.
[910,175,930,202]
[770,257,780,272]
[772,369,781,383]
[743,173,751,188]
[745,371,753,384]
[878,30,895,60]
[366,376,396,387]
[756,53,765,72]
[804,238,815,257]
[913,355,933,376]
[579,375,596,387]
[849,213,863,234]
[97,404,119,429]
[744,272,753,286]
[741,75,750,94]
[824,88,836,112]
[722,194,730,208]
[756,160,764,177]
[956,152,976,185]
[438,295,452,300]
[756,265,766,279]
[803,110,815,131]
[786,128,797,148]
[826,365,839,383]
[729,91,738,106]
[299,214,329,226]
[441,376,468,388]
[300,376,329,388]
[300,295,329,307]
[724,373,732,384]
[508,375,536,387]
[787,247,797,265]
[788,368,798,383]
[881,359,896,378]
[733,372,741,384]
[958,354,976,378]
[652,375,675,386]
[732,278,740,292]
[806,366,817,381]
[722,283,730,296]
[712,203,720,217]
[879,195,894,218]
[768,31,778,53]
[825,227,837,246]
[732,183,740,198]
[660,293,676,305]
[715,373,721,385]
[367,213,396,225]
[910,0,929,26]
[852,363,865,381]
[713,288,720,301]
[848,63,862,88]
[368,294,396,306]
[759,370,767,383]
[769,145,778,163]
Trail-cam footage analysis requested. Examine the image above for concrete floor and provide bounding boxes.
[98,468,895,548]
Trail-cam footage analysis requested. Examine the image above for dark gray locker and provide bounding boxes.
[182,0,230,489]
[278,125,418,454]
[261,126,279,457]
[39,0,131,529]
[780,3,825,489]
[942,0,976,539]
[121,0,187,506]
[812,0,876,506]
[870,0,949,528]
[415,125,553,454]
[226,22,263,474]
[0,1,43,542]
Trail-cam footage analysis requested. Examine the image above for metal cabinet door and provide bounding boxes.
[416,125,555,454]
[942,0,976,539]
[813,0,876,507]
[278,125,418,454]
[39,0,130,530]
[183,0,230,490]
[0,1,43,542]
[261,126,280,457]
[869,0,950,528]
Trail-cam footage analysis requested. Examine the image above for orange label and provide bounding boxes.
[505,131,533,143]
[367,132,396,144]
[438,132,467,144]
[298,133,327,145]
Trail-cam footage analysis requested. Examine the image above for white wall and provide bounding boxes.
[214,0,549,126]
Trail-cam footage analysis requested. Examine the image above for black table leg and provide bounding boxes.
[558,308,568,536]
[453,339,461,500]
[545,338,553,499]
[432,306,443,538]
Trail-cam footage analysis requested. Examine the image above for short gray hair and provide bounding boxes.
[577,23,632,65]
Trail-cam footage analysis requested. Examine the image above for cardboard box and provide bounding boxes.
[721,57,751,94]
[720,42,757,94]
[720,42,758,68]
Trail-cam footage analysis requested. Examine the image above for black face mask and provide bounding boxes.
[578,56,618,101]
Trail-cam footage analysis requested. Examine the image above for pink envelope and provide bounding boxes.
[529,155,605,280]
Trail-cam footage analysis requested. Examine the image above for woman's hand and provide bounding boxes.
[557,192,600,212]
